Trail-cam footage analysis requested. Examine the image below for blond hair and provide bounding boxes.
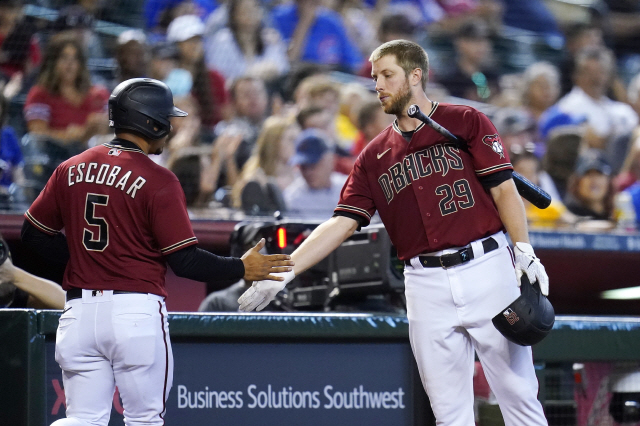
[231,115,295,208]
[369,40,429,90]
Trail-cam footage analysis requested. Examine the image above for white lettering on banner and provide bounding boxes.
[323,385,405,409]
[176,384,406,410]
[177,385,244,409]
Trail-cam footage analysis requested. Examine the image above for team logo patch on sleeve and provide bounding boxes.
[482,134,504,159]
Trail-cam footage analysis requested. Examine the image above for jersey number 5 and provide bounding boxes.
[435,179,475,216]
[83,193,109,251]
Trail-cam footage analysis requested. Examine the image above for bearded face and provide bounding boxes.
[380,76,413,116]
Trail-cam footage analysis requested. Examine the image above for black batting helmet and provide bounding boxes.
[492,275,555,346]
[109,78,187,140]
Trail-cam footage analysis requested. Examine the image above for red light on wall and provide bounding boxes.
[277,227,287,249]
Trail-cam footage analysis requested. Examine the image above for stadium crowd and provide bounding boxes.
[1,0,640,232]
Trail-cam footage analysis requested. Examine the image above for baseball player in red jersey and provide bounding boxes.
[21,78,293,426]
[239,41,550,425]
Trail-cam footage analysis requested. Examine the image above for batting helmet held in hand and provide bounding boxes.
[492,275,555,346]
[109,78,187,140]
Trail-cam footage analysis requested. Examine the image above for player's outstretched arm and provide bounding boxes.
[490,179,549,295]
[0,257,65,309]
[241,238,294,282]
[238,216,359,311]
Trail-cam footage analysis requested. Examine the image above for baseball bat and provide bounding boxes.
[407,104,552,209]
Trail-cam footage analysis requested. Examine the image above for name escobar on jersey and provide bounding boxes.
[67,162,147,199]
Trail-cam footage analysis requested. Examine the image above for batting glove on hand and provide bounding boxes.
[513,242,549,296]
[238,270,295,312]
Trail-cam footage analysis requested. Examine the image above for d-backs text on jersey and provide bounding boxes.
[378,143,463,204]
[67,162,146,199]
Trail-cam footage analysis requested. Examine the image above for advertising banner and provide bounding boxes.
[46,341,415,426]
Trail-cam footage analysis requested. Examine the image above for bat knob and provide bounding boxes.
[407,104,419,118]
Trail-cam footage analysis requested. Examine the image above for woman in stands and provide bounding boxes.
[204,0,289,82]
[231,115,300,214]
[23,34,109,148]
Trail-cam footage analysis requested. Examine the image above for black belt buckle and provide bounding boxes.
[439,247,472,269]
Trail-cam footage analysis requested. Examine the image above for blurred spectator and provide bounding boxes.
[271,0,363,72]
[113,29,149,89]
[295,74,341,137]
[231,115,300,215]
[284,129,348,218]
[327,0,379,58]
[144,0,217,33]
[49,5,106,60]
[205,0,289,82]
[438,19,501,103]
[542,128,582,199]
[357,12,416,79]
[492,107,537,155]
[0,0,40,79]
[24,35,109,148]
[559,23,604,97]
[564,150,615,223]
[167,14,229,129]
[0,91,24,209]
[550,47,638,168]
[520,62,561,126]
[149,41,178,81]
[500,0,561,38]
[600,0,640,77]
[336,82,373,149]
[352,99,393,156]
[214,76,269,171]
[511,150,573,228]
[198,130,245,205]
[614,137,640,193]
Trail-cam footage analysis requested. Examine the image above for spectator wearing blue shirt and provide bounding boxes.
[271,0,363,73]
[0,93,25,208]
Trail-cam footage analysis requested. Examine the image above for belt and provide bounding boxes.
[66,287,146,302]
[404,237,499,269]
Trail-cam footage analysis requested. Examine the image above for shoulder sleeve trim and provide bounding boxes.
[161,237,198,254]
[334,204,372,220]
[475,163,513,176]
[24,211,60,235]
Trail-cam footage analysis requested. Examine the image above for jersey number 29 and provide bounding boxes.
[83,193,109,251]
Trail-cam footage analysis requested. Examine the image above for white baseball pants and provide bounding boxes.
[51,290,173,426]
[404,232,548,426]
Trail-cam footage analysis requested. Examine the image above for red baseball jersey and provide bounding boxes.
[25,139,198,297]
[335,102,512,260]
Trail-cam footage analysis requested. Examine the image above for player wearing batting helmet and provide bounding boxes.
[22,78,294,426]
[238,41,550,426]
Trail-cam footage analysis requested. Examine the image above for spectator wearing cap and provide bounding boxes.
[271,0,363,73]
[167,14,229,128]
[283,129,348,218]
[438,18,501,103]
[204,0,289,82]
[24,34,109,148]
[564,150,615,222]
[113,30,149,90]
